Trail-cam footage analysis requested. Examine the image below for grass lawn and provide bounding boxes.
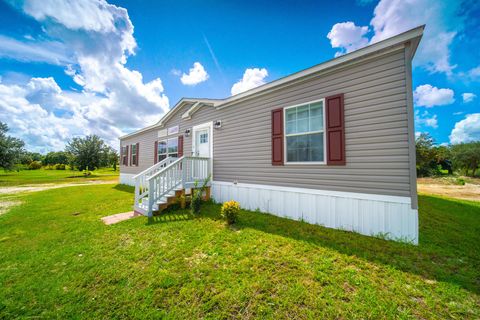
[0,167,119,186]
[0,184,479,318]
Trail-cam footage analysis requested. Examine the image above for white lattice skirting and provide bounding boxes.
[211,181,418,244]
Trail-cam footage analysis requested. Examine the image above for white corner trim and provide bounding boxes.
[211,181,418,244]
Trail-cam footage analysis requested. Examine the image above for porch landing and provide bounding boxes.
[101,211,142,225]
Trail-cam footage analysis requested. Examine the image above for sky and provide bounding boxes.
[0,0,479,153]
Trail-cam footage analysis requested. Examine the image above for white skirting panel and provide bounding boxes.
[211,181,418,244]
[119,173,135,186]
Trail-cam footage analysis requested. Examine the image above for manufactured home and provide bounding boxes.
[119,26,424,244]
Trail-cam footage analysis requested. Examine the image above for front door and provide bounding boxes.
[194,128,210,157]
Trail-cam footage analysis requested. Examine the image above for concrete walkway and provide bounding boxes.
[101,211,142,225]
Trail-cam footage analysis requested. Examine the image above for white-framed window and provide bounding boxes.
[131,144,137,165]
[199,132,208,144]
[157,137,178,161]
[284,99,325,163]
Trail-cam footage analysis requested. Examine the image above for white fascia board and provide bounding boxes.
[181,102,201,119]
[120,26,423,140]
[120,99,221,140]
[215,25,424,110]
[182,102,216,119]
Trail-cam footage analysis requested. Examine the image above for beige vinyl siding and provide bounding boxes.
[121,48,412,197]
[120,128,157,174]
[120,103,217,174]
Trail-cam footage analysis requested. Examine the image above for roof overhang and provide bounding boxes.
[120,25,424,140]
[119,98,223,140]
[181,101,216,120]
[215,25,424,110]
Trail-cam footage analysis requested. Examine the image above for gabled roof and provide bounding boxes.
[120,25,424,140]
[120,98,224,139]
[215,25,424,110]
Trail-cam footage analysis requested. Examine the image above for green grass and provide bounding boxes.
[0,185,479,319]
[0,167,119,186]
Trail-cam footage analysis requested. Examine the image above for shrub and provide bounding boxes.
[55,163,66,170]
[191,189,202,215]
[190,175,211,215]
[44,164,54,170]
[456,178,466,186]
[221,200,240,225]
[28,161,42,170]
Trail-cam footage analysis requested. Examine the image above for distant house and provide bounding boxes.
[119,26,424,244]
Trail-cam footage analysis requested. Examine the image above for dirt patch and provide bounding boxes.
[417,182,480,202]
[101,211,142,225]
[0,199,22,215]
[0,180,113,195]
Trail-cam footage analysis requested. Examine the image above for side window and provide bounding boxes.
[157,138,178,161]
[167,138,178,158]
[131,144,137,165]
[285,100,325,163]
[157,141,167,162]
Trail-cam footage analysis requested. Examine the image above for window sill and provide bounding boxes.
[284,161,326,165]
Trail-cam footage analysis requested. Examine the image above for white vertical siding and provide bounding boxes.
[211,181,418,244]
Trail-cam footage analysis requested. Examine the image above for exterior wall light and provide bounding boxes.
[185,128,191,137]
[214,120,222,129]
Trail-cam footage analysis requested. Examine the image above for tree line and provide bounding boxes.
[0,122,118,171]
[416,133,480,177]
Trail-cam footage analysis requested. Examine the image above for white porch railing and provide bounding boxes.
[133,157,176,212]
[134,156,211,217]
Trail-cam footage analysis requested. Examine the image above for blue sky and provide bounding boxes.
[0,0,479,152]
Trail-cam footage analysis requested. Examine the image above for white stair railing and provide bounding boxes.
[182,156,211,187]
[135,156,211,217]
[133,157,176,212]
[147,156,185,216]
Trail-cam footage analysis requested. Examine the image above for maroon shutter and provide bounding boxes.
[178,135,184,157]
[271,108,284,165]
[326,94,345,165]
[125,145,129,166]
[154,141,158,164]
[136,143,139,166]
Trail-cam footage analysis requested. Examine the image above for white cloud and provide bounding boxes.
[0,77,122,153]
[415,110,438,129]
[468,66,480,80]
[170,69,181,76]
[462,93,476,103]
[0,35,72,65]
[0,0,170,151]
[414,84,455,107]
[23,0,118,32]
[231,68,268,96]
[449,113,480,144]
[327,22,369,56]
[180,62,209,85]
[327,0,464,75]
